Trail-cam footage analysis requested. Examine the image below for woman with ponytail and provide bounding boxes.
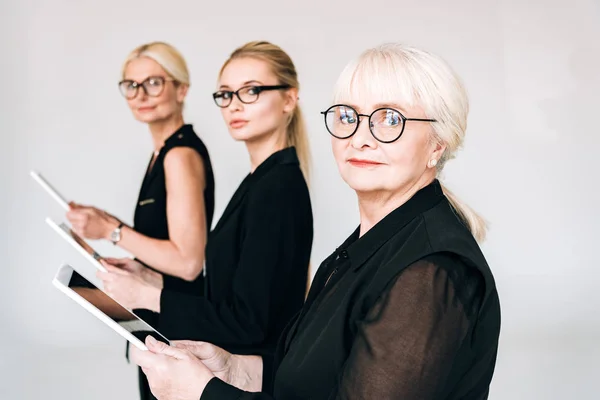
[99,41,313,400]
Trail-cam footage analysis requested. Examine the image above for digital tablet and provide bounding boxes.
[45,217,107,273]
[53,263,170,351]
[30,170,70,211]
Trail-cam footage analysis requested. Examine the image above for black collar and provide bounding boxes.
[342,179,445,271]
[210,147,299,234]
[248,146,299,183]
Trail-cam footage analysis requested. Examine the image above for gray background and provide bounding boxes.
[1,0,599,398]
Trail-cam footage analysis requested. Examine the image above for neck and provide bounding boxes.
[246,127,287,173]
[148,114,185,153]
[356,173,436,237]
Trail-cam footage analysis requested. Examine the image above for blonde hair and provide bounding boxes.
[220,41,311,180]
[333,43,487,242]
[122,41,190,86]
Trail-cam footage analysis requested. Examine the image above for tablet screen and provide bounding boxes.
[67,273,169,344]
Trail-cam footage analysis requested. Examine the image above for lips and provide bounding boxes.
[347,158,383,168]
[138,106,156,112]
[230,119,248,129]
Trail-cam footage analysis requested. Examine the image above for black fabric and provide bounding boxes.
[201,180,501,400]
[158,147,313,361]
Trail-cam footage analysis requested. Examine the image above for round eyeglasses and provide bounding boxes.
[118,76,175,100]
[212,85,291,108]
[321,104,437,144]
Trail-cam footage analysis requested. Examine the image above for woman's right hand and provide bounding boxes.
[173,340,263,392]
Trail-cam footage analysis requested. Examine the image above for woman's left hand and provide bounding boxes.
[66,202,119,240]
[131,336,215,400]
[97,259,162,312]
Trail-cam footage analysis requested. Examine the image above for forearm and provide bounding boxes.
[115,225,204,281]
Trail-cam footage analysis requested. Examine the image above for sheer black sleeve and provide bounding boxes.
[336,253,485,399]
[200,254,485,400]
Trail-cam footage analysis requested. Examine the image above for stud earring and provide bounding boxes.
[429,159,437,168]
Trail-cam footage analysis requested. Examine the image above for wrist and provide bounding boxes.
[144,284,161,313]
[104,217,121,241]
[232,355,263,392]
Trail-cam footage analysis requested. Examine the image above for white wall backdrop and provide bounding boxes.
[1,0,598,398]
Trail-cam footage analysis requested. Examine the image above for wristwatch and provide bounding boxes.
[110,222,125,245]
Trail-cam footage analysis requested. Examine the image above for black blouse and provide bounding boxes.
[202,180,501,400]
[158,147,314,358]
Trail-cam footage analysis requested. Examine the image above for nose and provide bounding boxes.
[228,94,244,111]
[350,117,377,150]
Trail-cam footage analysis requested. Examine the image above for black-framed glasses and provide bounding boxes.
[321,104,437,144]
[212,85,291,108]
[118,76,175,99]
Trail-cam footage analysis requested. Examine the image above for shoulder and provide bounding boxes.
[164,126,210,158]
[392,254,486,317]
[163,147,205,177]
[249,163,307,201]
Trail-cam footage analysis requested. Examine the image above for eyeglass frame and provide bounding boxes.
[320,104,437,144]
[118,76,176,100]
[212,84,291,108]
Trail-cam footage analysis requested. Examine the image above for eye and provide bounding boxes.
[214,91,232,99]
[147,78,162,87]
[245,86,259,95]
[381,109,401,126]
[338,107,357,124]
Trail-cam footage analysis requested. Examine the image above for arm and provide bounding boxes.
[334,255,485,399]
[158,175,308,344]
[115,147,208,281]
[194,256,485,400]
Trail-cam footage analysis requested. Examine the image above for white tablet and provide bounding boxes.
[45,217,107,273]
[53,263,170,351]
[30,170,70,211]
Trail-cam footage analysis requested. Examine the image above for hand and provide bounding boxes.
[103,257,163,289]
[131,336,214,400]
[97,260,161,312]
[66,202,119,240]
[174,341,263,392]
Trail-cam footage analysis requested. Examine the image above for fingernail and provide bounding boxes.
[147,336,157,345]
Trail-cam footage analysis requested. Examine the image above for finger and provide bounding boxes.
[96,269,110,281]
[103,257,127,266]
[146,336,189,360]
[130,346,159,368]
[103,263,129,275]
[172,341,215,359]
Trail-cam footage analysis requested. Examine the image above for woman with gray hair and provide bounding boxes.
[130,42,501,400]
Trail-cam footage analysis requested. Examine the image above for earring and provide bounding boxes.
[429,159,437,168]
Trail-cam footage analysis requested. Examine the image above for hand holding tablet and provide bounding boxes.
[45,217,107,272]
[53,264,169,351]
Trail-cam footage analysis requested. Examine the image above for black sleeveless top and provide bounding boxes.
[133,123,215,295]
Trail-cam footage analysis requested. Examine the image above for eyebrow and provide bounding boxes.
[371,102,409,113]
[340,102,409,114]
[218,80,264,90]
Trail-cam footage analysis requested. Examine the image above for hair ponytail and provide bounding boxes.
[286,106,311,181]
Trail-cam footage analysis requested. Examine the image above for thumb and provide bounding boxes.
[173,341,217,359]
[146,336,188,360]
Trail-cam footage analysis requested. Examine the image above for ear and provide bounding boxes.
[428,140,446,167]
[176,84,189,104]
[282,87,298,114]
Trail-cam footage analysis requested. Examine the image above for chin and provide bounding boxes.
[340,170,384,193]
[134,113,162,124]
